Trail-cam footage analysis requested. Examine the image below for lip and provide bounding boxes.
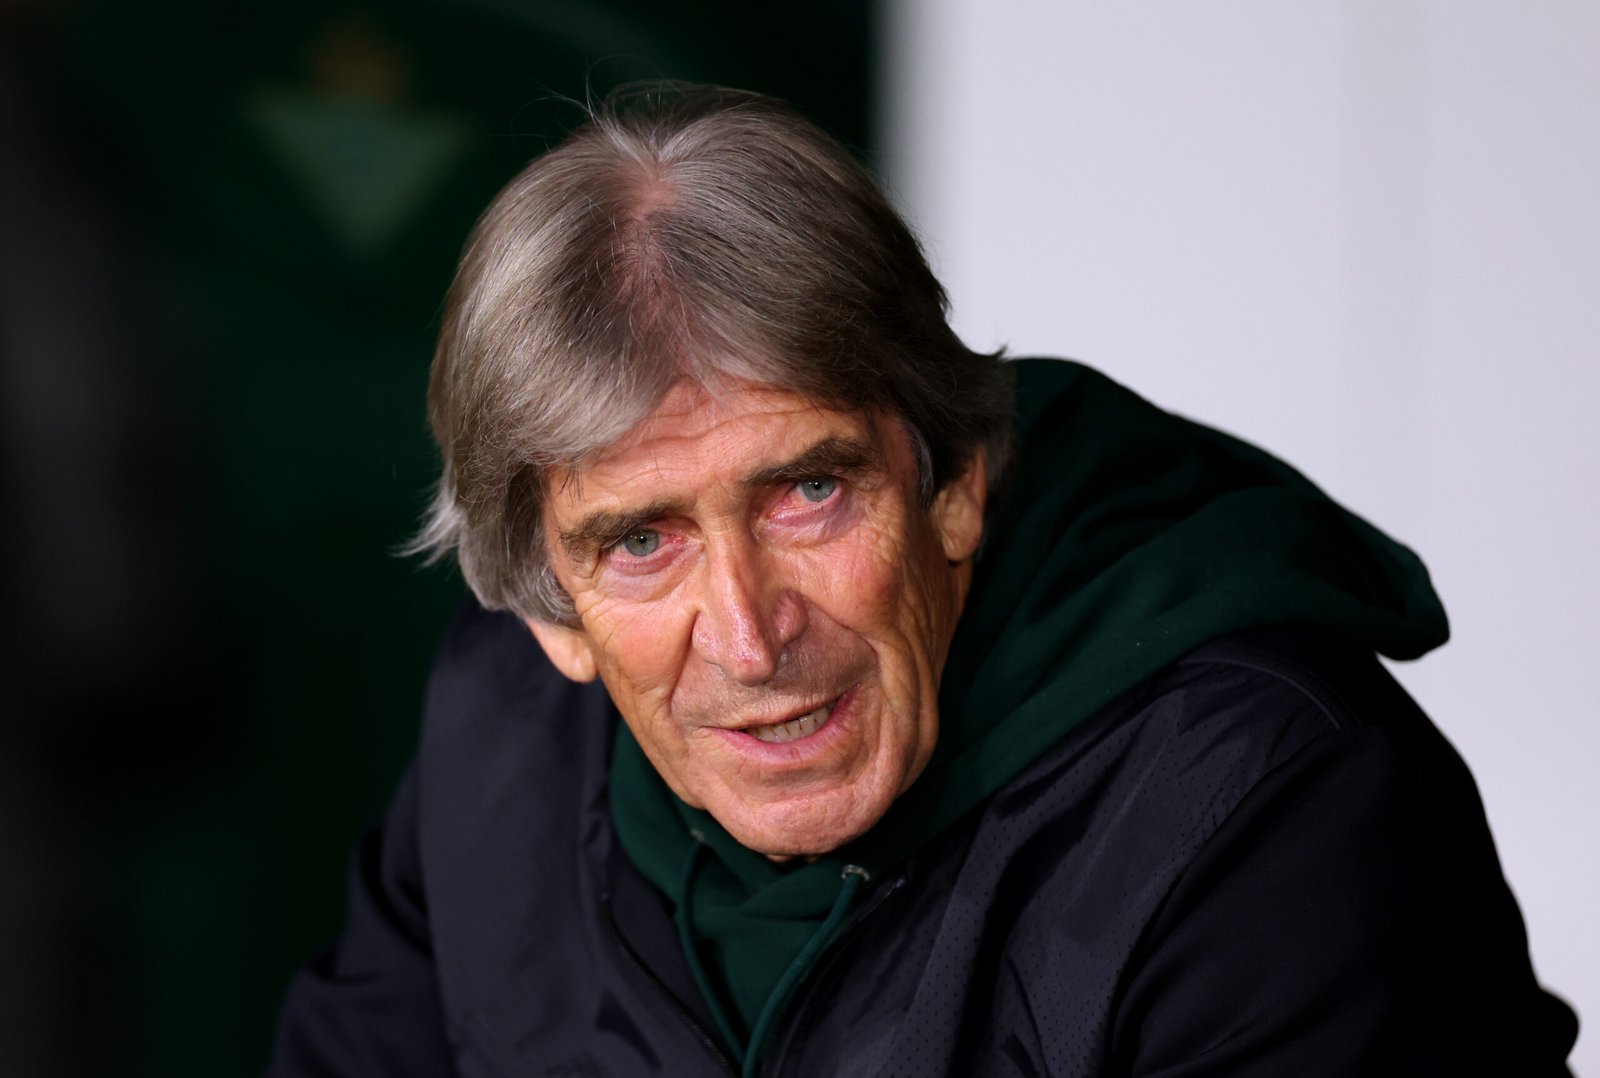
[708,687,858,766]
[730,696,838,734]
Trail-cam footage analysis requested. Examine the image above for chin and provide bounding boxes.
[715,790,890,860]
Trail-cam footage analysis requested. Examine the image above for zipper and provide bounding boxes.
[599,893,740,1077]
[753,868,913,1077]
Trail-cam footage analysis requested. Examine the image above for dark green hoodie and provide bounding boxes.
[612,358,1448,1072]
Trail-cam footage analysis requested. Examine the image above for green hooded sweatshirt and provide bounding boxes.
[611,358,1448,1073]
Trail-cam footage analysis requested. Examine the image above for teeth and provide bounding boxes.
[746,705,829,744]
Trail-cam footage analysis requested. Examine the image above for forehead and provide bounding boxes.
[552,380,880,500]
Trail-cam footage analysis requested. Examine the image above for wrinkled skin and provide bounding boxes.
[528,379,986,858]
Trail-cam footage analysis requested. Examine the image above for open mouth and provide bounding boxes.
[742,701,834,744]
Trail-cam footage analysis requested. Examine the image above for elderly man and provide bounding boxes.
[269,86,1576,1076]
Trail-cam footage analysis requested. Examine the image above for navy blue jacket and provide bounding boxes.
[268,604,1577,1076]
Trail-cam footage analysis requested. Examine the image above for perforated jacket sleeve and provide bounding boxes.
[1112,717,1578,1077]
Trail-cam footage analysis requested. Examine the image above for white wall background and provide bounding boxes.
[881,2,1598,1070]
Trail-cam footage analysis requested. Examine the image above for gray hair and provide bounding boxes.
[411,84,1015,625]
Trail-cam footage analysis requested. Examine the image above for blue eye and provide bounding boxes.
[620,531,660,557]
[798,477,837,503]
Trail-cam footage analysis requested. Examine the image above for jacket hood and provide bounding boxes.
[855,357,1447,865]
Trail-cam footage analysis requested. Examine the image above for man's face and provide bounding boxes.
[528,379,986,857]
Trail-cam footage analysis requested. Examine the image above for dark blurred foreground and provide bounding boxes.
[0,3,873,1073]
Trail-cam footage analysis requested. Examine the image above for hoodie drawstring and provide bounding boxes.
[675,831,746,1060]
[674,831,869,1077]
[742,863,868,1077]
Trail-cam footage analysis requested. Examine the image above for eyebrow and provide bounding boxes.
[744,435,879,489]
[556,497,690,564]
[555,434,881,563]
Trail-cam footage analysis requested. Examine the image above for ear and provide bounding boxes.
[931,449,988,563]
[524,618,599,683]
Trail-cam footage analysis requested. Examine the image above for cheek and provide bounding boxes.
[816,515,945,627]
[796,536,903,624]
[584,600,695,706]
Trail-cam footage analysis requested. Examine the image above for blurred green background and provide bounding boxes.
[0,3,876,1074]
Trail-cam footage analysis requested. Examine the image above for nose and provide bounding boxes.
[691,540,808,686]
